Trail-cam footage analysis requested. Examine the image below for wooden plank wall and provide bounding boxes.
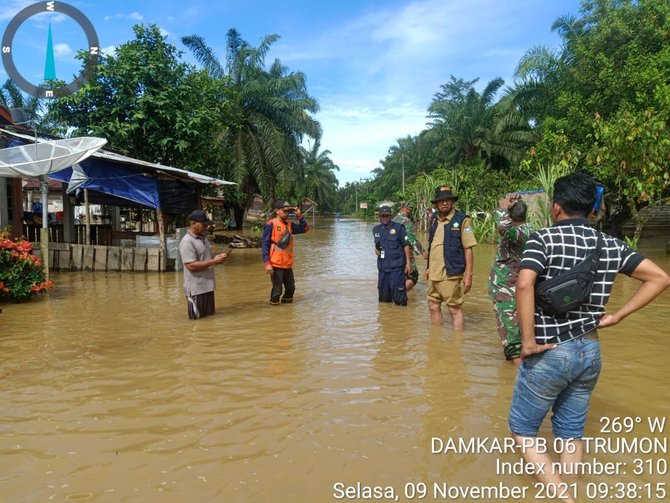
[32,243,164,272]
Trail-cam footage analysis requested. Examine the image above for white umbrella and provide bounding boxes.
[0,137,107,275]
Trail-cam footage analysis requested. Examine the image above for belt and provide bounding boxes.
[572,329,599,341]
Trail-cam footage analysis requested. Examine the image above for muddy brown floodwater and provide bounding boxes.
[1,217,669,502]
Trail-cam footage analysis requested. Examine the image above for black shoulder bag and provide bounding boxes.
[534,234,605,314]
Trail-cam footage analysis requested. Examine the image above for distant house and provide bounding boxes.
[0,106,27,238]
[622,206,670,238]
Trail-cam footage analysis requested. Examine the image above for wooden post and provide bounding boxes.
[62,191,75,244]
[84,189,91,244]
[156,207,166,271]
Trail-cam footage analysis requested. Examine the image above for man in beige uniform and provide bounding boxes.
[424,186,477,329]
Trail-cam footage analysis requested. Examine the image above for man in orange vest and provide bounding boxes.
[261,200,309,305]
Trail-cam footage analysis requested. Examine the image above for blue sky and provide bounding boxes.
[1,0,583,184]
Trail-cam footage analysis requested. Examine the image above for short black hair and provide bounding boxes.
[509,200,527,222]
[553,172,597,218]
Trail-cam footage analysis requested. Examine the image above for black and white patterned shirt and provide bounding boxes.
[520,218,645,344]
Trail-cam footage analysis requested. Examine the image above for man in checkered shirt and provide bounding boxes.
[508,172,670,501]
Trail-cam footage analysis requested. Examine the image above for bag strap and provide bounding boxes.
[586,232,605,275]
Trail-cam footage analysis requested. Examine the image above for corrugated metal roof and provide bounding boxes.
[0,127,235,186]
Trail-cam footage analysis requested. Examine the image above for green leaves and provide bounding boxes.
[49,25,232,176]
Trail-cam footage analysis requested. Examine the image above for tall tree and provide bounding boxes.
[49,25,229,175]
[425,76,529,170]
[294,140,339,210]
[182,29,321,208]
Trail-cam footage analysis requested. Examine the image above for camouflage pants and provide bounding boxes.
[492,299,522,360]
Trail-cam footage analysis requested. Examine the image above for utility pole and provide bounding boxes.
[401,153,405,194]
[354,184,358,214]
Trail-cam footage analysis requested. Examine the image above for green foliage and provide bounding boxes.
[403,162,513,235]
[287,140,339,211]
[1,80,67,136]
[0,229,53,302]
[50,25,231,177]
[588,107,670,241]
[470,212,498,244]
[424,76,532,170]
[623,235,640,250]
[182,29,321,207]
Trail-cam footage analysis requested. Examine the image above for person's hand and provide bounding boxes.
[405,263,412,276]
[214,252,228,264]
[520,342,557,359]
[508,193,522,208]
[424,269,429,281]
[422,250,428,260]
[463,274,473,294]
[375,249,381,256]
[265,264,274,275]
[598,312,621,328]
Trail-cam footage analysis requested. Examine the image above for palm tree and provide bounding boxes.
[425,76,508,168]
[182,29,321,209]
[507,45,561,123]
[297,140,339,210]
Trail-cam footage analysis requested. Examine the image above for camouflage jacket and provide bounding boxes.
[488,208,532,301]
[392,213,425,256]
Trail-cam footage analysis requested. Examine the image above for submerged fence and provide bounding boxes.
[33,243,166,272]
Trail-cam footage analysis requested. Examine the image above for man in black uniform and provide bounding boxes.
[373,206,412,306]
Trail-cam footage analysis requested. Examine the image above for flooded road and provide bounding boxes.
[1,217,669,502]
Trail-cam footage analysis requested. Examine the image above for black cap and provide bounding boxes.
[274,199,293,210]
[188,209,214,225]
[379,205,393,216]
[432,186,459,203]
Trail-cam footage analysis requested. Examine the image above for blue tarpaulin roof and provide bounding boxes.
[2,127,234,213]
[50,158,161,208]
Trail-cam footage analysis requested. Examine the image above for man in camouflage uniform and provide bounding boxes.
[488,196,532,363]
[393,203,426,290]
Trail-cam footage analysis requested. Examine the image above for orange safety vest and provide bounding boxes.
[269,217,294,268]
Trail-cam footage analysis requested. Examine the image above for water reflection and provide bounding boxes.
[1,218,669,502]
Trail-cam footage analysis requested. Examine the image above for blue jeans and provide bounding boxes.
[508,333,602,439]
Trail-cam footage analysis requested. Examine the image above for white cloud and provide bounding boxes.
[0,1,32,22]
[101,45,117,57]
[53,43,72,58]
[278,0,571,183]
[316,102,429,183]
[104,12,144,22]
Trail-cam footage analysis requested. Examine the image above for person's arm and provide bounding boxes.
[516,268,557,358]
[599,259,670,328]
[261,222,274,273]
[184,252,228,271]
[404,243,412,275]
[291,212,309,234]
[398,225,412,275]
[494,207,512,236]
[463,247,473,294]
[461,217,477,294]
